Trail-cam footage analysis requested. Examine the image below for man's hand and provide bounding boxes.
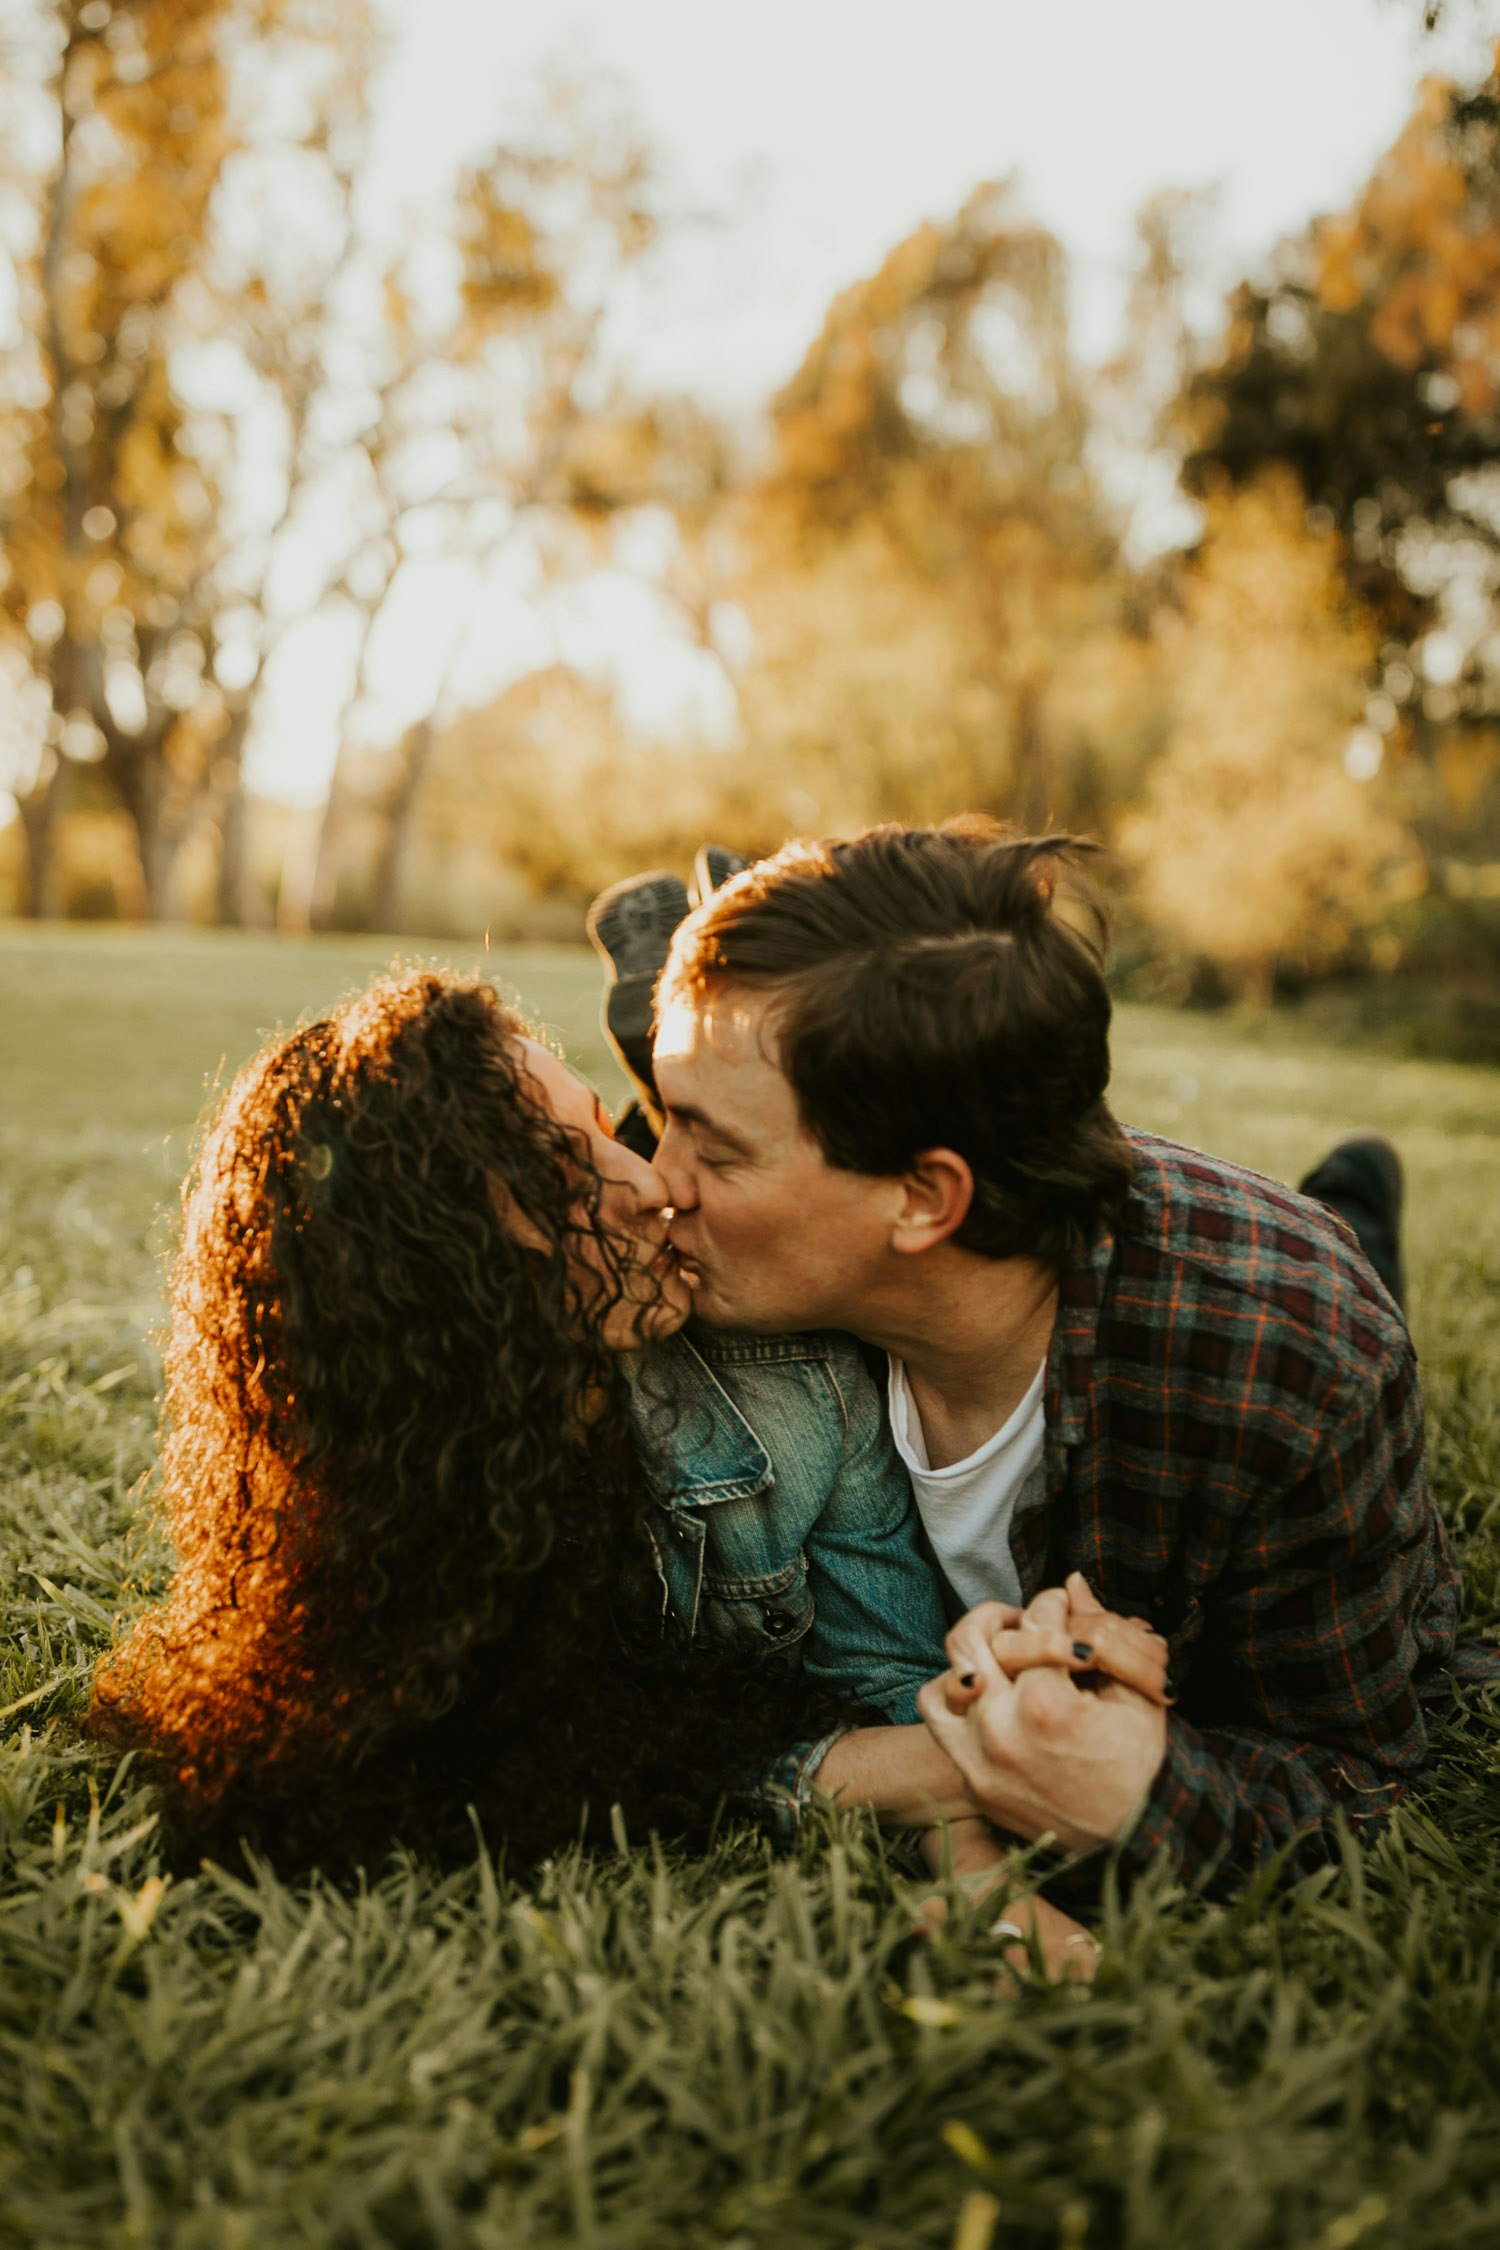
[917,1585,1169,1855]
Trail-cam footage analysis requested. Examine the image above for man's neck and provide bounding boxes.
[861,1252,1058,1470]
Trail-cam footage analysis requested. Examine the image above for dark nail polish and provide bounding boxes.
[959,1672,977,1689]
[1072,1641,1095,1662]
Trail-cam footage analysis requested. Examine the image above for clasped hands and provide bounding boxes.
[916,1572,1171,1856]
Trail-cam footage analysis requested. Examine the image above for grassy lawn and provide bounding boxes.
[2,924,1499,2250]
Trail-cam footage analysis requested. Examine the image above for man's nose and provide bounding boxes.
[653,1120,699,1212]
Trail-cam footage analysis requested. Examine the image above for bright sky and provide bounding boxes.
[373,0,1480,391]
[246,0,1496,802]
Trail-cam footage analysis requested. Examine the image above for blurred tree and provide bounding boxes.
[1179,50,1500,777]
[727,523,996,843]
[415,664,720,910]
[0,0,372,920]
[294,79,682,935]
[1096,188,1220,544]
[736,182,1123,839]
[1403,0,1493,32]
[1121,469,1415,1004]
[1,11,677,927]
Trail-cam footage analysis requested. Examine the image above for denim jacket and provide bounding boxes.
[624,1321,950,1829]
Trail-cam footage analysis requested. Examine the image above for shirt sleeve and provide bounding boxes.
[795,1347,953,1726]
[1113,1337,1464,1893]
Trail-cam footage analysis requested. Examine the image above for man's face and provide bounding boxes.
[652,987,901,1333]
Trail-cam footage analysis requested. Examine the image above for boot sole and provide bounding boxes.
[586,873,691,985]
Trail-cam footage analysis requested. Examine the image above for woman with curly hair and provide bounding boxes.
[87,966,964,1879]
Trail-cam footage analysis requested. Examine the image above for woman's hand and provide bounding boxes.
[917,1582,1169,1855]
[911,1821,1100,1984]
[963,1572,1170,1705]
[999,1893,1101,1985]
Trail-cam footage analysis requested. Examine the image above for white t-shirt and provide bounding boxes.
[886,1355,1047,1613]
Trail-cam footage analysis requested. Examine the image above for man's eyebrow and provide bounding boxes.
[663,1099,752,1152]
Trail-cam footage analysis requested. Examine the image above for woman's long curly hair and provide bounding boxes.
[88,968,809,1874]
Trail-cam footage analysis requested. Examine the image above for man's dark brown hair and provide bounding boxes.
[661,818,1137,1265]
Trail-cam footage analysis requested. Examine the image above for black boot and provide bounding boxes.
[691,844,749,906]
[1298,1135,1407,1313]
[586,871,690,1117]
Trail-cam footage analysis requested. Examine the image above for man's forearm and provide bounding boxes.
[1117,1711,1411,1893]
[814,1723,972,1824]
[814,1726,1102,1981]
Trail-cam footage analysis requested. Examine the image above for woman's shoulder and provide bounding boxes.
[628,1322,877,1479]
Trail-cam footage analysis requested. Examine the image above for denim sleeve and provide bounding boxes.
[796,1346,952,1725]
[734,1726,855,1849]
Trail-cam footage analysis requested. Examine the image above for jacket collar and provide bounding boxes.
[623,1328,773,1507]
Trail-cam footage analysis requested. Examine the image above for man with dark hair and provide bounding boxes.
[598,818,1489,1896]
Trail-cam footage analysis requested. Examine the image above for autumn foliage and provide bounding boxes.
[2,19,1498,1016]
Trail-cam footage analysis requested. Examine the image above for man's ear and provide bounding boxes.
[890,1148,974,1257]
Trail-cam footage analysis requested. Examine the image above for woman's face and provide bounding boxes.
[506,1039,696,1351]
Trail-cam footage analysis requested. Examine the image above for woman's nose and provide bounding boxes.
[610,1137,673,1214]
[639,1155,674,1213]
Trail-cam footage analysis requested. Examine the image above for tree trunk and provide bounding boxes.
[108,736,176,920]
[16,780,62,919]
[368,715,438,934]
[297,759,348,934]
[1012,672,1050,833]
[1242,954,1277,1010]
[139,812,175,920]
[214,710,254,927]
[216,781,249,927]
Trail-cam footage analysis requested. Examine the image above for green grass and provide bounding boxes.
[2,925,1499,2250]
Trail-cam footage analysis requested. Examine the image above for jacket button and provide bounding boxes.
[762,1606,796,1638]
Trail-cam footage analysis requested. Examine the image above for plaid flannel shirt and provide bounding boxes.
[1014,1129,1494,1895]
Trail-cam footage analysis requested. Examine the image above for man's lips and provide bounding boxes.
[649,1241,701,1287]
[666,1229,705,1282]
